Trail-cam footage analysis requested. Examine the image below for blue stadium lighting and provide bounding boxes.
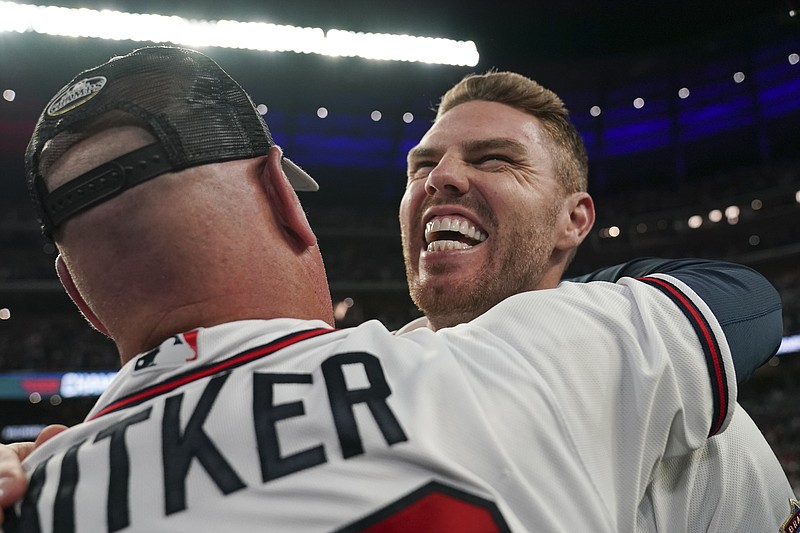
[759,78,800,117]
[678,96,753,141]
[293,134,394,169]
[603,118,672,156]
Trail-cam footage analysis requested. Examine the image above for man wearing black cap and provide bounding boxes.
[0,47,783,531]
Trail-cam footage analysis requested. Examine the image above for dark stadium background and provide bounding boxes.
[1,0,798,491]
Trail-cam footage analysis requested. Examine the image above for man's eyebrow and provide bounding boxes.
[407,146,438,161]
[407,138,527,161]
[462,138,528,155]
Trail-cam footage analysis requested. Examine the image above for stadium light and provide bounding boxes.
[687,215,703,229]
[0,1,480,66]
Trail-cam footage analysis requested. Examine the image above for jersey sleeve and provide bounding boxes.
[449,279,738,524]
[565,257,783,382]
[468,277,735,446]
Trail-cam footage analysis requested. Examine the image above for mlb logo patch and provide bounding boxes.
[781,499,800,533]
[134,330,199,372]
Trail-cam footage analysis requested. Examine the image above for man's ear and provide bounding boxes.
[55,254,110,337]
[257,146,317,249]
[555,192,595,251]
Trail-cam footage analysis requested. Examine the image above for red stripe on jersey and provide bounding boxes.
[89,327,335,421]
[638,276,728,436]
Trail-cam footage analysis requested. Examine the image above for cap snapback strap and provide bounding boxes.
[41,143,173,234]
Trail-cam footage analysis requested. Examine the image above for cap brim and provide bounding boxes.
[281,157,319,192]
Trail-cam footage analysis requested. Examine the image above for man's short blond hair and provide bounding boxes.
[437,71,589,194]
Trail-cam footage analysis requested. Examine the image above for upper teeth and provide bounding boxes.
[424,216,487,252]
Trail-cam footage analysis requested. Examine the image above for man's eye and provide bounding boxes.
[476,155,512,165]
[408,162,436,179]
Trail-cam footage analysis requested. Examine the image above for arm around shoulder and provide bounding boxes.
[567,257,783,382]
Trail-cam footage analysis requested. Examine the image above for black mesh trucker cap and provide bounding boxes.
[25,46,318,237]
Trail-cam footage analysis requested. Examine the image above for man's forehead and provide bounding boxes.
[410,101,545,155]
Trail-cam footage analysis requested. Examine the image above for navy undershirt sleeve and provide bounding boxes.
[566,257,783,383]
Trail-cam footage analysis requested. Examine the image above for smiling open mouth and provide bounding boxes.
[424,216,487,252]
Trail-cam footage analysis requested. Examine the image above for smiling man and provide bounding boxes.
[398,70,796,531]
[401,93,590,330]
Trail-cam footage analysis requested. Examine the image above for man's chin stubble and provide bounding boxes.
[412,282,495,330]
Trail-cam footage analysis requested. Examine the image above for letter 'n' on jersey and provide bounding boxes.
[637,276,728,437]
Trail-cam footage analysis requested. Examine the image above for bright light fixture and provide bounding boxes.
[687,215,703,229]
[0,1,479,66]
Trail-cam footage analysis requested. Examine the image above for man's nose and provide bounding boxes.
[424,156,469,197]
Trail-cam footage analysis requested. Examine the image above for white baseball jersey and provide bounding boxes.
[636,406,796,532]
[8,275,737,532]
[400,286,797,532]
